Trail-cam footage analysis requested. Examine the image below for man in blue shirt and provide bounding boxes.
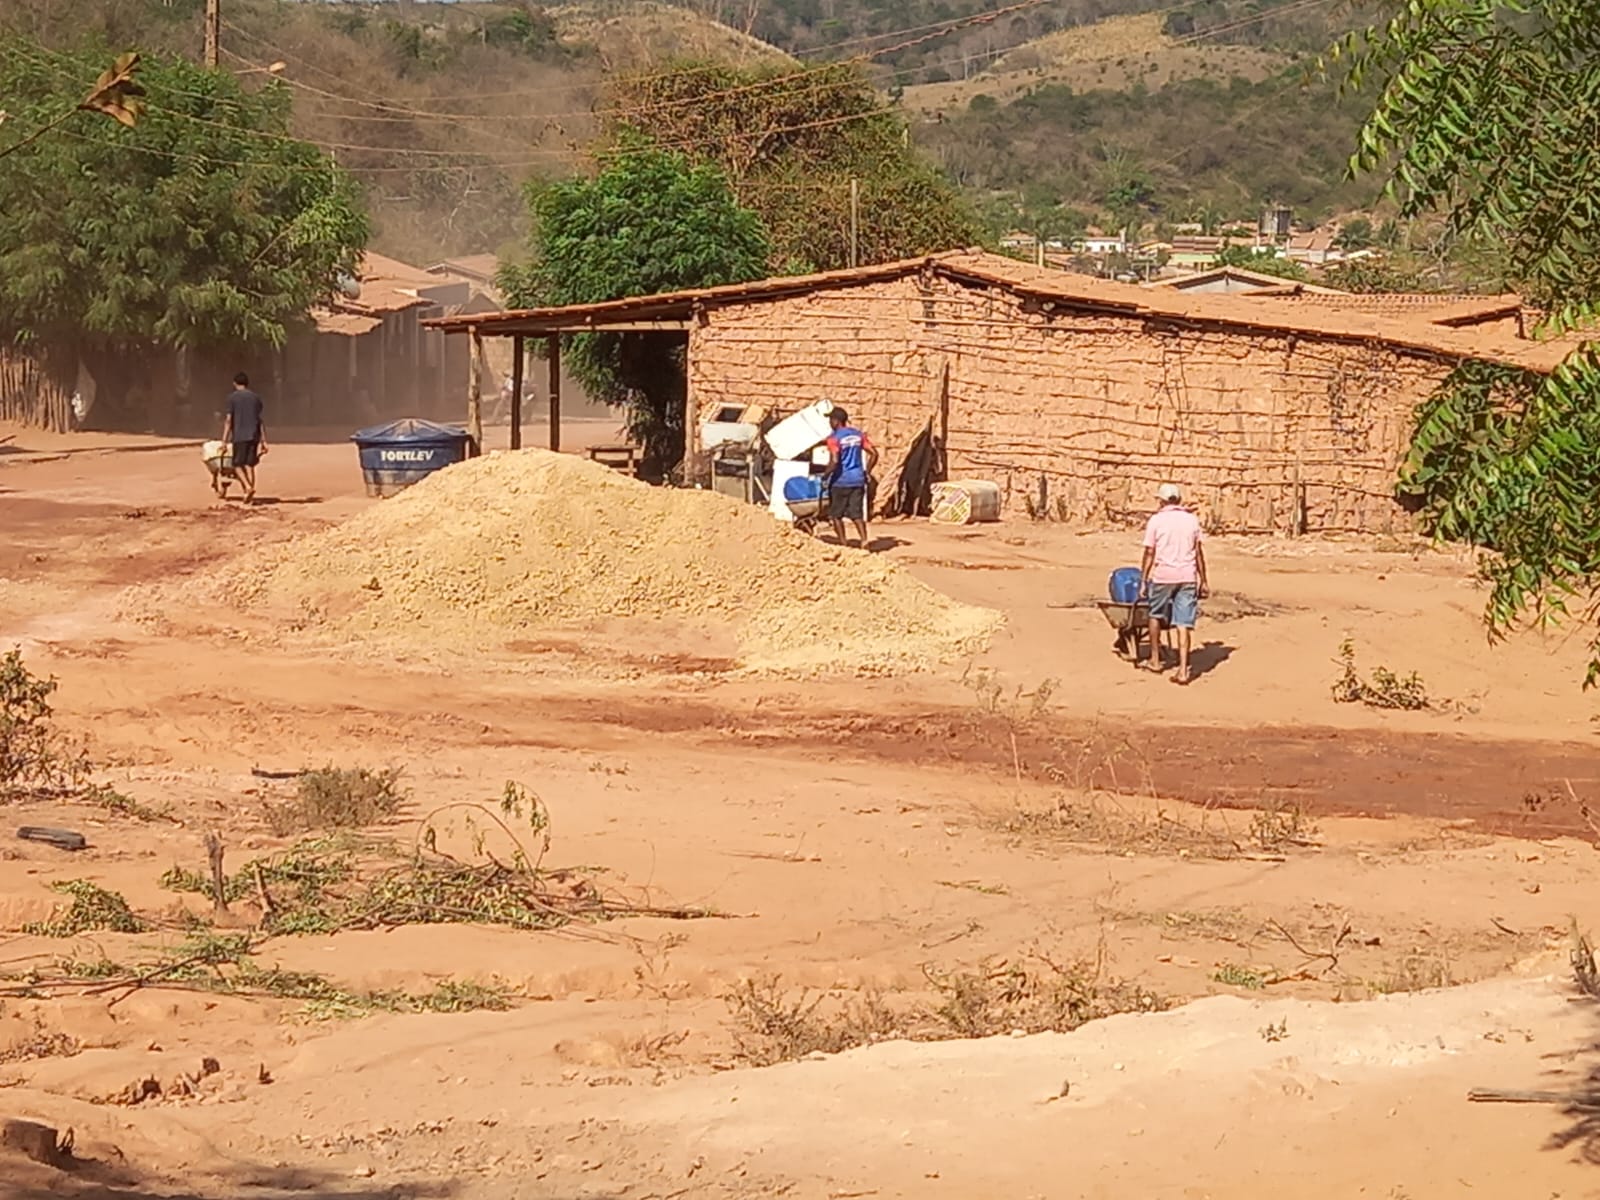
[823,407,878,549]
[220,371,267,504]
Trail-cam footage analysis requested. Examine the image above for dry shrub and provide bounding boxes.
[1370,950,1453,995]
[1570,926,1599,1000]
[724,955,1164,1065]
[266,766,407,835]
[926,955,1164,1038]
[725,976,901,1067]
[0,1025,80,1064]
[1248,798,1319,851]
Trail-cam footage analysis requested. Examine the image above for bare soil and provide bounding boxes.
[2,423,1598,1200]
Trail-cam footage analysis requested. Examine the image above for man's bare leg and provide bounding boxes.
[829,517,847,544]
[240,465,256,502]
[1145,617,1164,670]
[852,519,869,549]
[1175,627,1193,683]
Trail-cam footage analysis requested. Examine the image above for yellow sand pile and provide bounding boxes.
[192,451,999,675]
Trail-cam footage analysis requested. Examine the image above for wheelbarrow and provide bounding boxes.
[782,475,831,537]
[1097,600,1171,664]
[202,439,236,499]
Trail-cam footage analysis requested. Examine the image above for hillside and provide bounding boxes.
[916,67,1374,233]
[2,0,1375,263]
[898,11,1292,114]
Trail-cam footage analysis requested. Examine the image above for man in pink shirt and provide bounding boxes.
[1140,483,1209,685]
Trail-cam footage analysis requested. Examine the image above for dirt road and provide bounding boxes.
[2,426,1597,1199]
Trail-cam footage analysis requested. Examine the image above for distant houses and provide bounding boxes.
[996,205,1379,281]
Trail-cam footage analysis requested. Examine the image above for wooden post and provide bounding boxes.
[509,334,524,451]
[204,0,221,67]
[546,335,561,453]
[467,327,483,454]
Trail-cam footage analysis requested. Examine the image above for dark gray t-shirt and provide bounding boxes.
[227,389,263,442]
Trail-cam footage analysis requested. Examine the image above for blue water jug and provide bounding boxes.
[783,474,825,503]
[1108,567,1143,604]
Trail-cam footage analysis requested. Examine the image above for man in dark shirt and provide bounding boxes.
[220,372,266,503]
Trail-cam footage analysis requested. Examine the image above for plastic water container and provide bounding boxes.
[351,418,473,498]
[1108,567,1143,604]
[782,473,825,519]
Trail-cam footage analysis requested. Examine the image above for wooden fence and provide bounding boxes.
[0,347,72,432]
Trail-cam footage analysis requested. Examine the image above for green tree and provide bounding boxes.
[607,62,980,272]
[499,146,770,476]
[1333,216,1374,251]
[1211,244,1310,281]
[0,39,367,368]
[1338,1,1600,683]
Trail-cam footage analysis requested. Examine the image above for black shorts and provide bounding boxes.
[831,485,866,521]
[232,440,260,468]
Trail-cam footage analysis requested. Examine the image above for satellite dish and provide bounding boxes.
[335,272,361,300]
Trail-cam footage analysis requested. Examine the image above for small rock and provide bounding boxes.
[350,1166,375,1179]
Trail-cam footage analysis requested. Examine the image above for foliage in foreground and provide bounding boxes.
[23,880,146,937]
[0,650,167,820]
[0,36,367,353]
[12,781,714,1022]
[500,144,770,476]
[1337,2,1600,685]
[8,929,514,1021]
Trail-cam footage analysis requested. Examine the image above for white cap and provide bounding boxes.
[1156,483,1182,502]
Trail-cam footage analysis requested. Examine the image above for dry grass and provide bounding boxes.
[997,791,1239,859]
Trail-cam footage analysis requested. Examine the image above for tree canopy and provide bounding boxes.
[0,37,368,352]
[1339,1,1600,683]
[608,62,980,273]
[1211,244,1310,281]
[500,145,770,475]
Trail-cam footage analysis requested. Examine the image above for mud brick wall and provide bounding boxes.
[689,273,1452,533]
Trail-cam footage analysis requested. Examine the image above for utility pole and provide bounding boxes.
[204,0,221,68]
[849,177,860,269]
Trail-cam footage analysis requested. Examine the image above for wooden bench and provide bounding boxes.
[586,443,644,475]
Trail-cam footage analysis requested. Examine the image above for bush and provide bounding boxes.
[1330,639,1430,710]
[0,649,72,793]
[266,767,407,835]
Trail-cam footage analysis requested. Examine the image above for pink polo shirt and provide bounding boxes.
[1142,506,1204,584]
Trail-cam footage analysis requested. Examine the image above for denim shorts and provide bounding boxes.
[1148,582,1199,629]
